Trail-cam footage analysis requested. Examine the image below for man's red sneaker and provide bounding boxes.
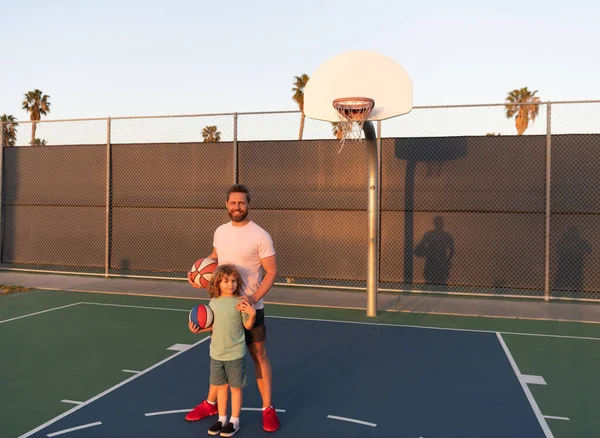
[185,400,218,421]
[262,406,280,432]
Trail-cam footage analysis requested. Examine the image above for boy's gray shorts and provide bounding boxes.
[210,357,247,388]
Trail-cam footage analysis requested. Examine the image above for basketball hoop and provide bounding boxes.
[332,97,375,152]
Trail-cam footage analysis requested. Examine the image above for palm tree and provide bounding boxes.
[331,122,343,140]
[505,87,540,135]
[1,114,18,147]
[22,89,51,145]
[33,138,47,146]
[292,74,310,140]
[202,125,221,142]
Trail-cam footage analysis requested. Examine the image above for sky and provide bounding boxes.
[2,0,600,123]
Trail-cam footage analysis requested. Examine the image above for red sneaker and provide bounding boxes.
[185,400,218,421]
[262,406,280,432]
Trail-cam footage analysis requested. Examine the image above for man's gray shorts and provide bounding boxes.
[210,357,247,388]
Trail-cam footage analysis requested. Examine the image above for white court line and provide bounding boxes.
[145,407,287,416]
[544,415,570,421]
[60,400,82,405]
[0,303,82,324]
[496,333,554,438]
[122,369,140,374]
[167,344,193,352]
[145,409,190,417]
[78,302,600,342]
[327,415,376,427]
[267,314,600,341]
[520,374,547,385]
[46,421,102,437]
[241,407,286,413]
[19,336,211,438]
[79,302,189,313]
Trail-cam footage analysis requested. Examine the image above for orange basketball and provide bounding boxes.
[189,258,218,289]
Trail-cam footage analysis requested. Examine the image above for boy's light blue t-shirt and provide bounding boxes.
[209,296,248,361]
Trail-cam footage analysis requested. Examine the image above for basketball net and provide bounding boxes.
[332,97,375,153]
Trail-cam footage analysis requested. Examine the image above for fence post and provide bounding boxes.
[233,113,238,184]
[105,117,112,277]
[544,103,552,301]
[0,123,4,263]
[377,120,382,293]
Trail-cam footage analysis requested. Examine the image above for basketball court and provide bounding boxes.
[19,318,546,438]
[2,288,599,438]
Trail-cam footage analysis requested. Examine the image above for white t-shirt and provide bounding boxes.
[213,221,276,310]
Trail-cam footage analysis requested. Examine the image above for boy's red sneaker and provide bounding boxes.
[262,406,280,432]
[185,400,218,421]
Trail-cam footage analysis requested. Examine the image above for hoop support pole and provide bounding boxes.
[364,121,379,317]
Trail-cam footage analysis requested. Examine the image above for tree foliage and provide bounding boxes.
[505,87,540,135]
[202,125,221,142]
[22,89,51,145]
[292,74,310,140]
[1,114,18,147]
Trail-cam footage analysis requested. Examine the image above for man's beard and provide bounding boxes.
[228,210,248,222]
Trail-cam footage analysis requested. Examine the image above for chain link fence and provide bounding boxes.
[1,101,599,301]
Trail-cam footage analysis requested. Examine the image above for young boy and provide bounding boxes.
[189,264,256,437]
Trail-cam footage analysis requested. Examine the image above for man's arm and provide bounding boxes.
[208,247,218,260]
[248,255,277,304]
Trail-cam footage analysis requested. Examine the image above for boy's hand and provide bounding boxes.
[237,300,256,316]
[188,321,202,333]
[187,271,200,288]
[189,320,212,334]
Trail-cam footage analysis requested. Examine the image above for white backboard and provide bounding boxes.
[304,50,413,122]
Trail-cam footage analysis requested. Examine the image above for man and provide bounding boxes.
[186,184,280,433]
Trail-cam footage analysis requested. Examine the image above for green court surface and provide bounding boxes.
[1,289,599,438]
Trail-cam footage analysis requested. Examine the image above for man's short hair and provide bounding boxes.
[227,184,251,203]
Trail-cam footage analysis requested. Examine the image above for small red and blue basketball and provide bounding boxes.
[189,303,214,329]
[189,257,218,289]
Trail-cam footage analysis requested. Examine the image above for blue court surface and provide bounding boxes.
[26,317,546,437]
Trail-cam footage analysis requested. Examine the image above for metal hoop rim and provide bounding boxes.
[332,97,375,110]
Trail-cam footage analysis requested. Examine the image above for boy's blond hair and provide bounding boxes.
[208,264,243,298]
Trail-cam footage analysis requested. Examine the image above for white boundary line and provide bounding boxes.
[241,407,286,413]
[327,415,376,427]
[60,400,82,405]
[144,407,287,417]
[167,343,193,352]
[544,415,570,421]
[144,409,190,417]
[496,333,554,438]
[18,336,210,438]
[520,375,547,385]
[266,314,600,341]
[79,302,189,312]
[46,421,102,437]
[8,301,600,341]
[0,303,82,324]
